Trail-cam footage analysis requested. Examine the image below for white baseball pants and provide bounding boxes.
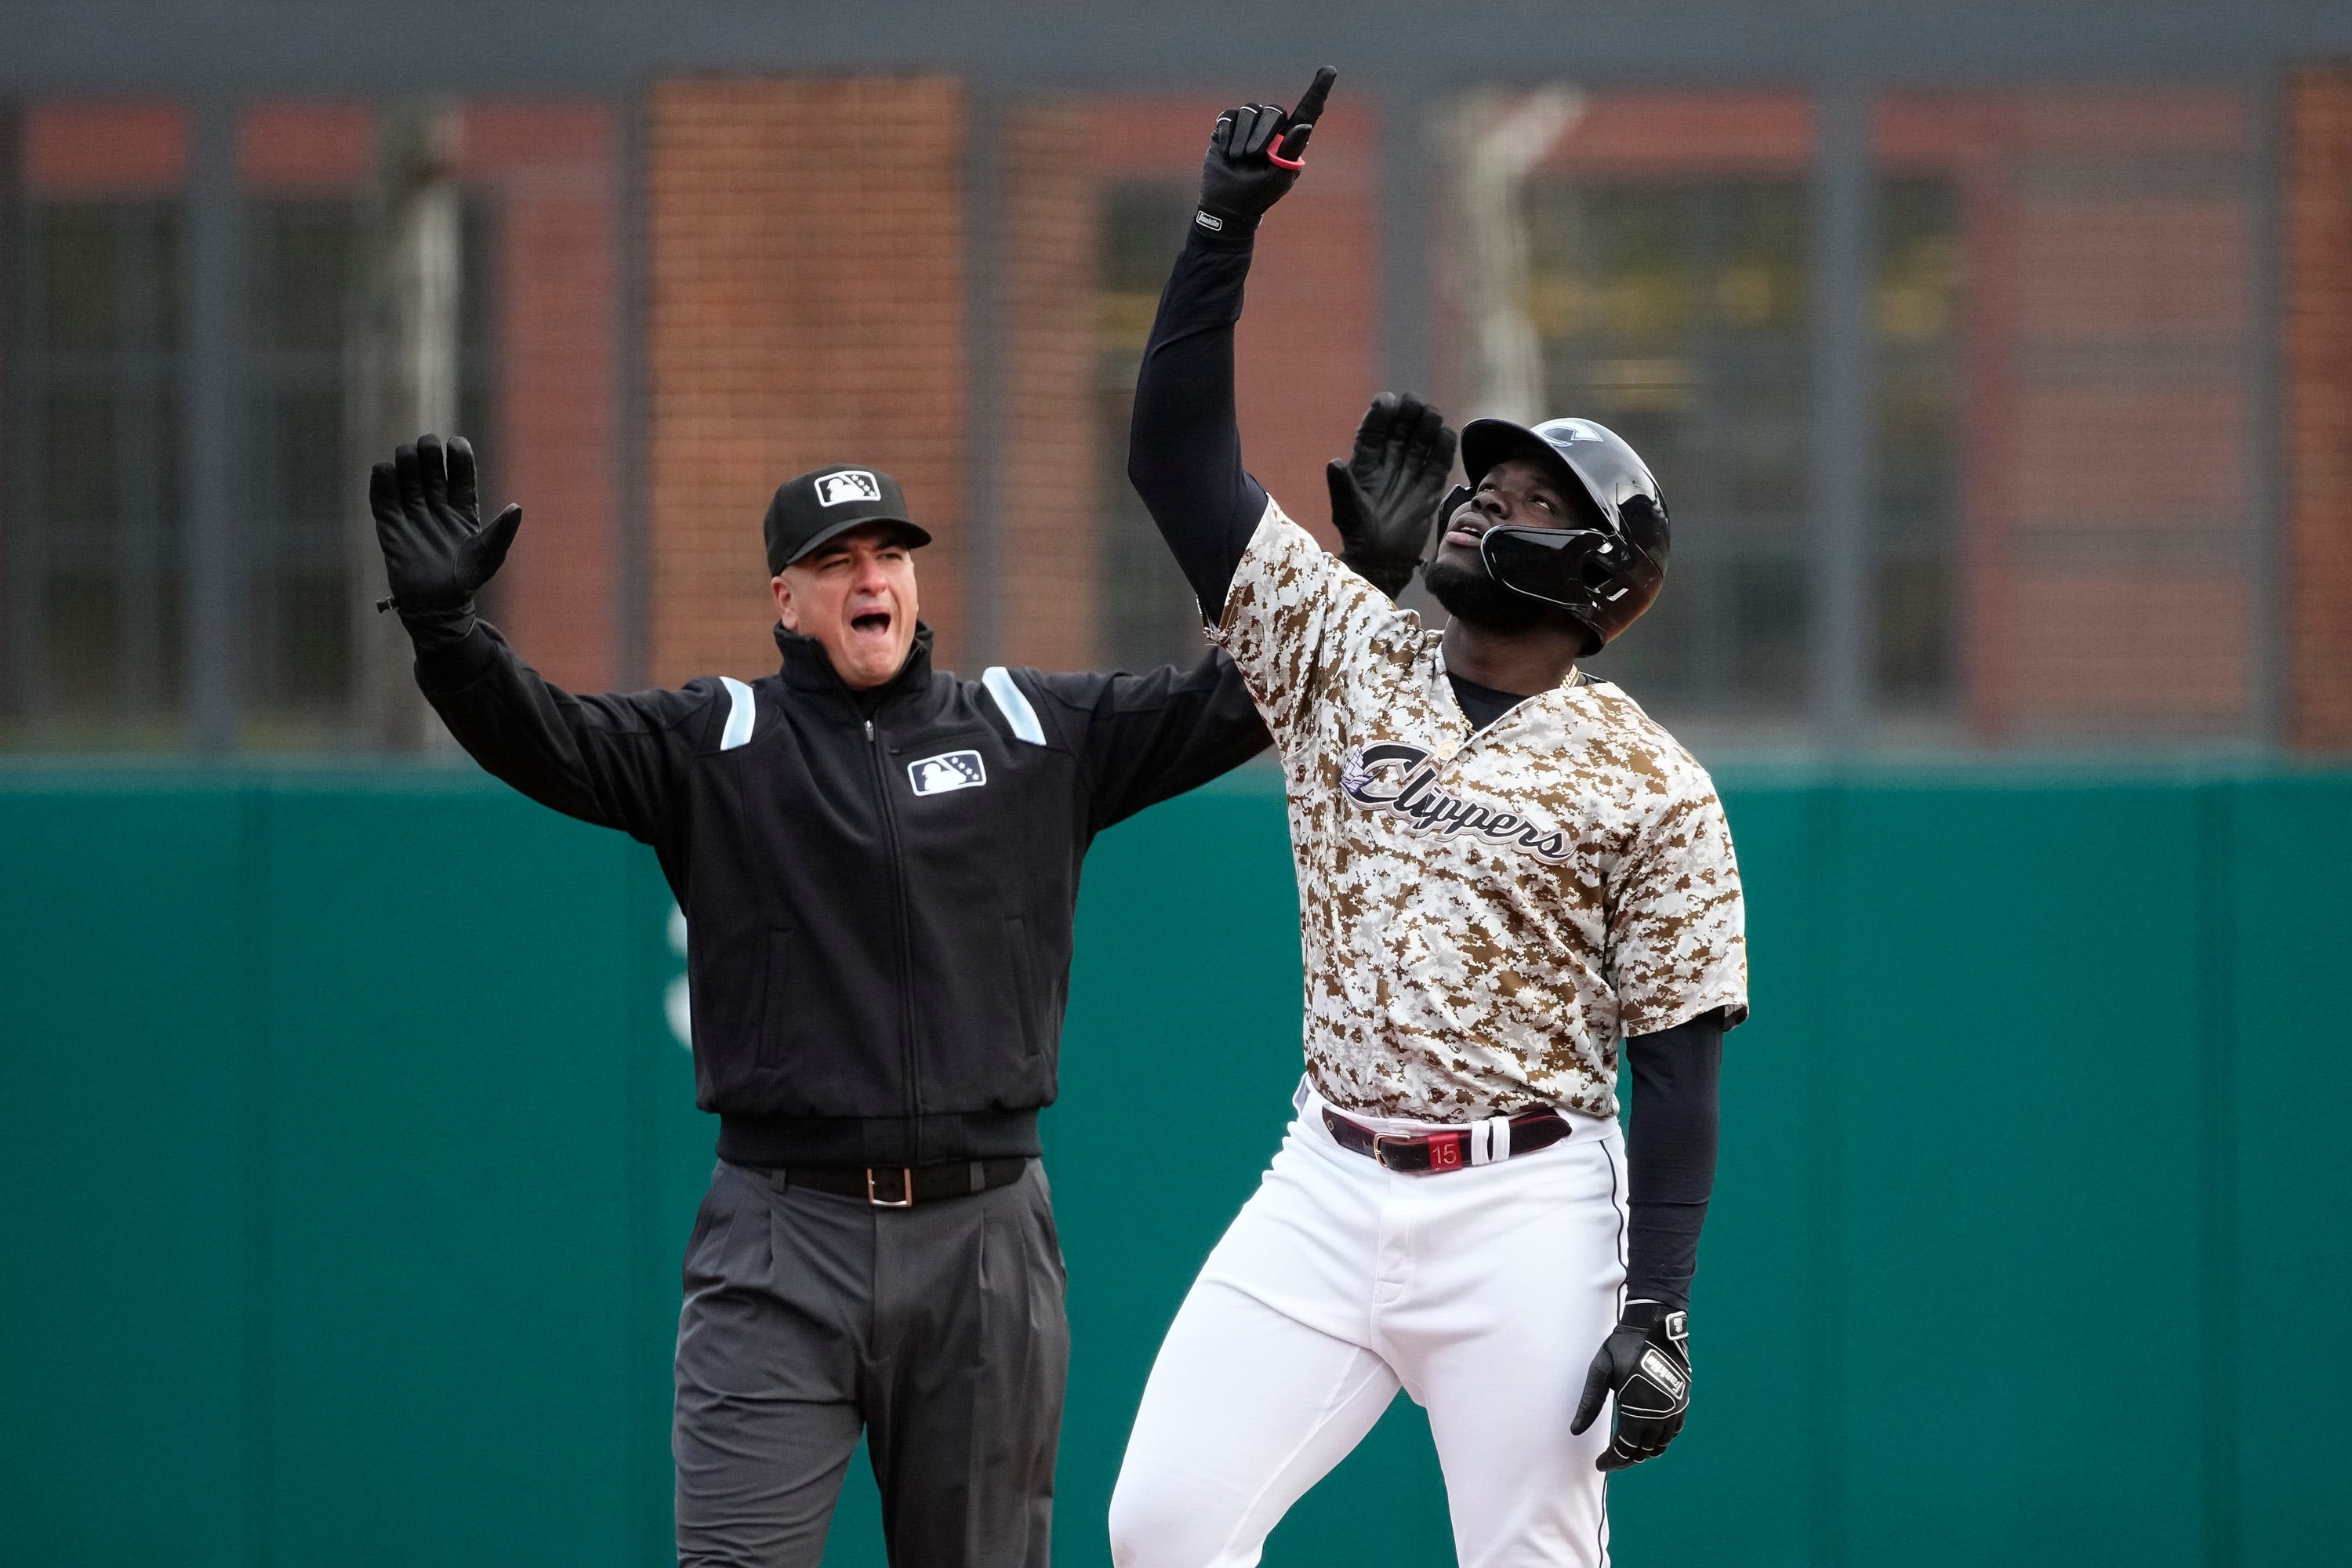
[1108,1081,1628,1568]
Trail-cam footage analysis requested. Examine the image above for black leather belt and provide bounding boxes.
[1321,1105,1571,1174]
[787,1157,1031,1208]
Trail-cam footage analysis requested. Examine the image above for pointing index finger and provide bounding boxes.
[1290,66,1337,128]
[1271,67,1338,167]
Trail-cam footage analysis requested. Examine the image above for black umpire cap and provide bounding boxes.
[764,465,934,575]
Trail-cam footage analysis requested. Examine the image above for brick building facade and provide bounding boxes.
[2,96,619,736]
[5,78,2348,752]
[2287,68,2352,750]
[641,82,1381,685]
[1877,89,2256,742]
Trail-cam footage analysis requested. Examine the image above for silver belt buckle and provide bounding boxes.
[866,1167,915,1208]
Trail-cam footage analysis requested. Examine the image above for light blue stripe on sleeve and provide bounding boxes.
[982,666,1046,746]
[718,677,756,750]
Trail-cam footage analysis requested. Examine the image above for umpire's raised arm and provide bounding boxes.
[370,436,704,844]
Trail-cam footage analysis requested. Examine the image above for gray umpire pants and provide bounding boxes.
[673,1158,1069,1567]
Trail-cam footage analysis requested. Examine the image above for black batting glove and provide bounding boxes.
[1195,66,1336,241]
[368,434,523,644]
[1328,391,1458,599]
[1570,1300,1693,1472]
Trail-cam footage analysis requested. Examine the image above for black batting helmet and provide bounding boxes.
[1451,416,1670,656]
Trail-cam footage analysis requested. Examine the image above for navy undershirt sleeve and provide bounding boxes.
[1127,227,1269,622]
[1624,1009,1724,1312]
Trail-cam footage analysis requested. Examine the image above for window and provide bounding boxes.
[1873,176,1960,712]
[4,180,499,751]
[1094,182,1203,672]
[245,199,360,726]
[1526,180,1813,720]
[244,195,496,745]
[5,201,187,747]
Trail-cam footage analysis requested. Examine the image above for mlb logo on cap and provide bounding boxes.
[816,470,883,507]
[764,463,933,574]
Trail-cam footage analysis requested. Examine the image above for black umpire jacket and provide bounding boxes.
[414,619,1269,1167]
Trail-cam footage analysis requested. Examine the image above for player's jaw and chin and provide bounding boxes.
[1425,470,1593,639]
[1425,540,1585,637]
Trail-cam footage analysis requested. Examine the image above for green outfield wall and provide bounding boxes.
[2,767,2345,1567]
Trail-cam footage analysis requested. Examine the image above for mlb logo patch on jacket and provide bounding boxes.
[907,750,986,796]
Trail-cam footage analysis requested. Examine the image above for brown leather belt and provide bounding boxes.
[788,1157,1031,1208]
[1321,1105,1572,1174]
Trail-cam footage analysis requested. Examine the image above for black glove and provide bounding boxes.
[1196,66,1336,240]
[1569,1301,1692,1472]
[368,434,522,644]
[1327,391,1458,599]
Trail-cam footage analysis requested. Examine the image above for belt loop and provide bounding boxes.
[969,1160,985,1195]
[1470,1115,1509,1166]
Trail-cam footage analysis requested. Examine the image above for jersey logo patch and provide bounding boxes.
[1338,742,1570,864]
[816,470,882,506]
[908,750,986,797]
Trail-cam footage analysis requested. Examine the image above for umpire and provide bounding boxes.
[364,430,1448,1566]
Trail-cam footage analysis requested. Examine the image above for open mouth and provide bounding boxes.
[849,609,893,637]
[1442,517,1490,550]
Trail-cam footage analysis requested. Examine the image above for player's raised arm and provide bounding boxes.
[1127,68,1333,620]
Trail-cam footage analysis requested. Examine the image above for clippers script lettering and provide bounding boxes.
[1338,742,1570,864]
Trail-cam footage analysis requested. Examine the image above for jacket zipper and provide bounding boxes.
[866,717,924,1155]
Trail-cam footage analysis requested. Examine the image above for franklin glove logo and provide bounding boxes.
[908,750,986,797]
[815,470,883,507]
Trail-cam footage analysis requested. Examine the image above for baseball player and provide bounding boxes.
[1107,71,1748,1566]
[365,405,1450,1566]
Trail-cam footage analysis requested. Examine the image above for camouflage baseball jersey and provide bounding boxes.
[1211,499,1749,1122]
